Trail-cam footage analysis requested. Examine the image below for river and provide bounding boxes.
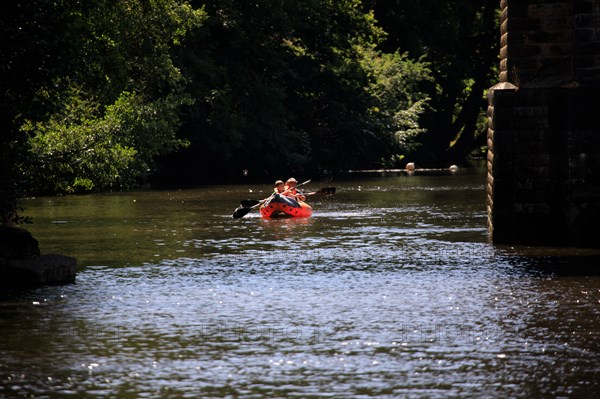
[1,168,599,398]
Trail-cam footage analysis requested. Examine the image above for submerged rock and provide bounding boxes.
[0,254,77,287]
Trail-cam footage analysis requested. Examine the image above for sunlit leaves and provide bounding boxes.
[14,0,205,194]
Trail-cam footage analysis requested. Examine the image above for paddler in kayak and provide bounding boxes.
[273,180,285,195]
[283,177,306,202]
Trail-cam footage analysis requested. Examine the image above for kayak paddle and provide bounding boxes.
[239,187,334,208]
[240,199,261,208]
[232,203,260,218]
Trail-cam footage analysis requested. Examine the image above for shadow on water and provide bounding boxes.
[494,245,600,276]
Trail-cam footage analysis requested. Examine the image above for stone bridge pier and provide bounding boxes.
[487,0,600,247]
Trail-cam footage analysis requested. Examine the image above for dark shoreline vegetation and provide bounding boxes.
[1,0,498,218]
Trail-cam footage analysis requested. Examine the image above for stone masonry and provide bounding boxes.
[487,0,600,247]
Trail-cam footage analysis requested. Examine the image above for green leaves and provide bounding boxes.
[183,0,432,173]
[361,49,432,154]
[3,0,437,196]
[370,0,499,162]
[7,0,204,195]
[23,89,132,193]
[23,88,191,194]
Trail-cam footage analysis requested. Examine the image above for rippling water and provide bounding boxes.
[1,169,600,398]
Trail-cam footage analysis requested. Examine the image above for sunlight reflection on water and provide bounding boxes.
[2,170,600,398]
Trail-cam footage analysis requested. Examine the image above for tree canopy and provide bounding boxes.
[369,0,499,164]
[166,0,433,181]
[1,0,498,209]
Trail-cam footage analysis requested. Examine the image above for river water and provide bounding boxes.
[1,169,599,398]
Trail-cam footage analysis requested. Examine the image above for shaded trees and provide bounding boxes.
[1,1,71,216]
[166,0,432,181]
[1,0,205,197]
[2,0,457,202]
[369,0,499,165]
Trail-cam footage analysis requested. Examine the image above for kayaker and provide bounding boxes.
[273,180,285,194]
[284,177,306,202]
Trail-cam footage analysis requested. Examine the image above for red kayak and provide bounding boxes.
[259,194,312,218]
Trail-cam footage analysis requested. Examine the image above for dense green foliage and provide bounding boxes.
[2,0,204,195]
[370,0,499,164]
[22,90,191,193]
[1,0,498,208]
[168,0,433,180]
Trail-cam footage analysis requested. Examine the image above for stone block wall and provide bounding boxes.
[488,0,600,247]
[500,0,600,87]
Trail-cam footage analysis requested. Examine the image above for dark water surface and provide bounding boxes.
[1,170,599,398]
